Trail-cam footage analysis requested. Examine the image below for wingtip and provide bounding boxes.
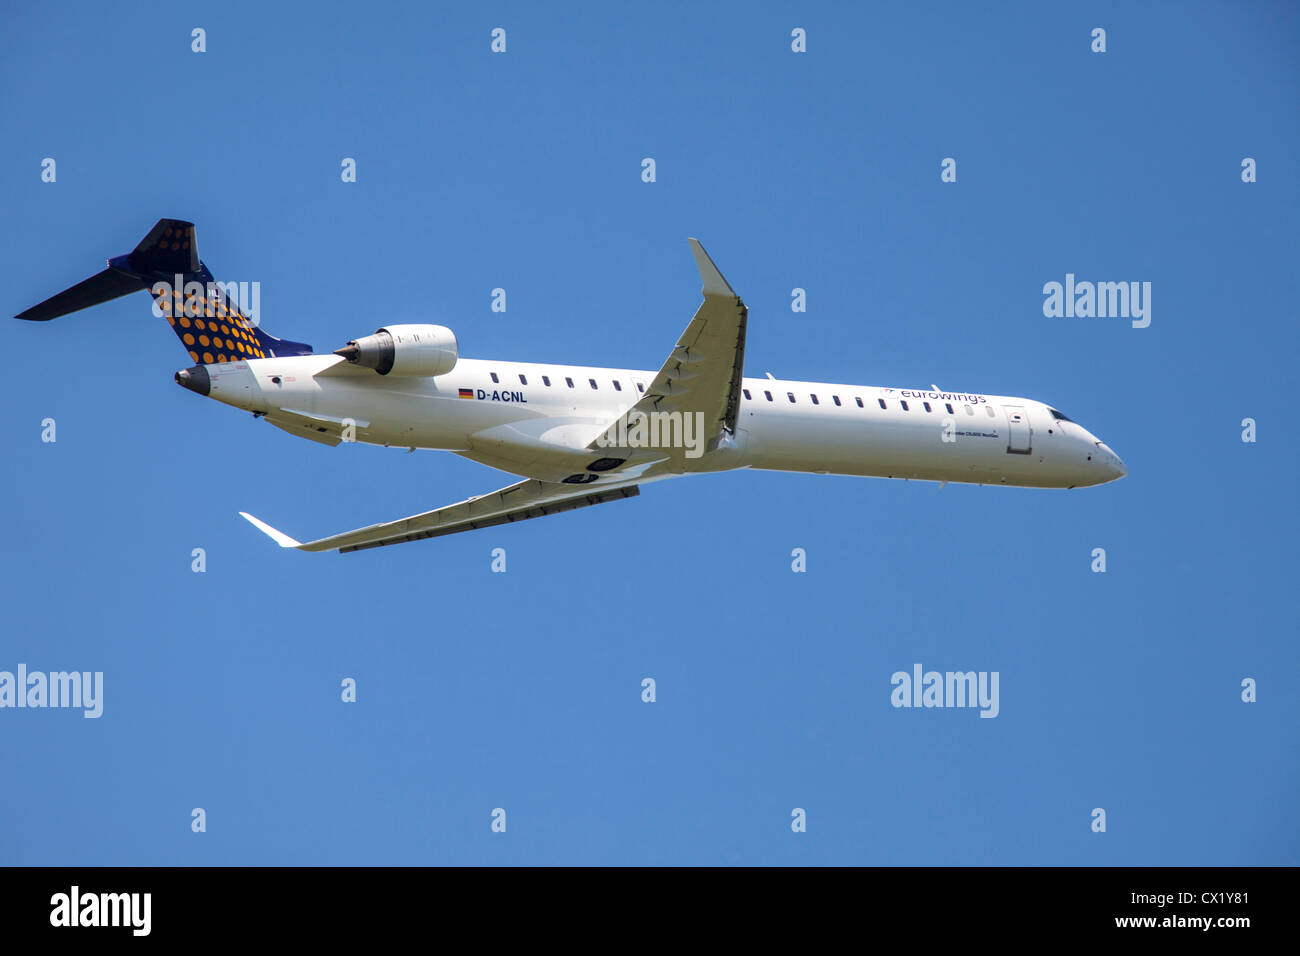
[687,238,735,297]
[238,511,302,548]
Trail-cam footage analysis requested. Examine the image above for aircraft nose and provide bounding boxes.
[1097,442,1126,481]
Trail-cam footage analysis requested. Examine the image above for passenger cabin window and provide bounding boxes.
[855,397,864,408]
[923,402,932,412]
[986,406,995,417]
[636,382,645,392]
[811,394,819,405]
[787,392,796,403]
[542,375,551,386]
[945,403,954,414]
[764,390,773,401]
[519,374,527,385]
[490,372,499,384]
[877,399,887,410]
[613,380,622,391]
[743,388,752,400]
[833,396,841,406]
[964,405,974,415]
[566,377,574,388]
[900,401,909,411]
[589,378,598,389]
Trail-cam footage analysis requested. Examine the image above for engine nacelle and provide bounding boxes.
[333,324,458,377]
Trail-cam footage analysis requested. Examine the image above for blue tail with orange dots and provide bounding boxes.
[14,218,313,363]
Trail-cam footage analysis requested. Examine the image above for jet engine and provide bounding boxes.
[333,324,458,376]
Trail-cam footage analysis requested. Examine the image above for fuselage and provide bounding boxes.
[195,354,1126,489]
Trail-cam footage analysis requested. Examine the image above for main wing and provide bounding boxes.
[589,239,747,461]
[240,476,648,554]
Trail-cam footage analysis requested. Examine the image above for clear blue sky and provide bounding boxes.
[1,1,1295,865]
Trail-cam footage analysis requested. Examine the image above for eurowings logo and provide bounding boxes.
[900,389,987,404]
[880,387,896,396]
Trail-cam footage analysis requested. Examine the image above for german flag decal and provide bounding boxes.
[458,388,474,399]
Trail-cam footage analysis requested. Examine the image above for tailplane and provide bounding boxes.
[15,218,312,363]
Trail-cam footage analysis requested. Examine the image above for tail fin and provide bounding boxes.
[15,218,312,363]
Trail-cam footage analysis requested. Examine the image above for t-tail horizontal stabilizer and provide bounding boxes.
[15,218,313,361]
[14,268,146,322]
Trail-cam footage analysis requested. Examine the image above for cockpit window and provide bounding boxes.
[1048,408,1075,423]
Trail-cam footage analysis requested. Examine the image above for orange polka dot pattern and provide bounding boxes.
[152,225,266,366]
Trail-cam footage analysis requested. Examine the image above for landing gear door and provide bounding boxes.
[1004,405,1032,454]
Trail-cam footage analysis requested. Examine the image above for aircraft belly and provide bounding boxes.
[275,382,516,451]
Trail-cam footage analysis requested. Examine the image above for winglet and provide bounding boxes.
[239,512,303,548]
[688,238,736,298]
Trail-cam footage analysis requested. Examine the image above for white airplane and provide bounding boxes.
[17,219,1126,553]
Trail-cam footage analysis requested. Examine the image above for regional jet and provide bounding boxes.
[16,219,1126,553]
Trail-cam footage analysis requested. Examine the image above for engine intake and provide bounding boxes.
[334,324,458,376]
